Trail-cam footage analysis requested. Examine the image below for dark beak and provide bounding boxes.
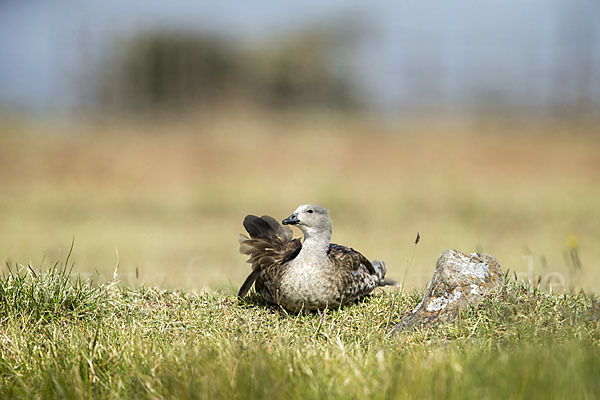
[282,213,300,225]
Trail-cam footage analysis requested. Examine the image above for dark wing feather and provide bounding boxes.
[327,243,377,275]
[327,243,393,295]
[238,270,260,300]
[238,214,301,298]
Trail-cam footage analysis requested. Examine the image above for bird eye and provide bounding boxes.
[307,209,313,213]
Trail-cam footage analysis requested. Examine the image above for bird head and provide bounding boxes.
[282,204,332,238]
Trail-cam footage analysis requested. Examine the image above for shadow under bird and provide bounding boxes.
[238,204,395,312]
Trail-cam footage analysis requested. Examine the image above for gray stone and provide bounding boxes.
[392,249,504,333]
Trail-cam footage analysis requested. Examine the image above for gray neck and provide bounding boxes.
[297,228,331,261]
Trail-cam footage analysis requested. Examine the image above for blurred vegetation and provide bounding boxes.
[97,27,360,114]
[1,114,599,292]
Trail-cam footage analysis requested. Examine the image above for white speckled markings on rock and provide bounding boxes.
[392,249,504,333]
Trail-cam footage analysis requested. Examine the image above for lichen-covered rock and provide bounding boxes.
[392,249,504,333]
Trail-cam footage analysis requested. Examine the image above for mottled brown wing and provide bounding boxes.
[238,215,302,297]
[327,243,376,275]
[327,243,390,303]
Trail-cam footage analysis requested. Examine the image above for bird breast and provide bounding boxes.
[277,259,340,310]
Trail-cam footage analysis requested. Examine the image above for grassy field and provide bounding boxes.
[0,260,599,398]
[0,112,599,398]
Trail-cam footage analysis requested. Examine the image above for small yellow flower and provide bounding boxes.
[567,234,579,249]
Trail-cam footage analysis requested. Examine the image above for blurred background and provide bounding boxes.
[1,1,599,292]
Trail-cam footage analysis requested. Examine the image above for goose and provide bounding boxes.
[238,204,395,312]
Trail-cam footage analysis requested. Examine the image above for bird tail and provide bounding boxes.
[371,260,397,287]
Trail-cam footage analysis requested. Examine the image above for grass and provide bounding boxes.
[0,259,599,399]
